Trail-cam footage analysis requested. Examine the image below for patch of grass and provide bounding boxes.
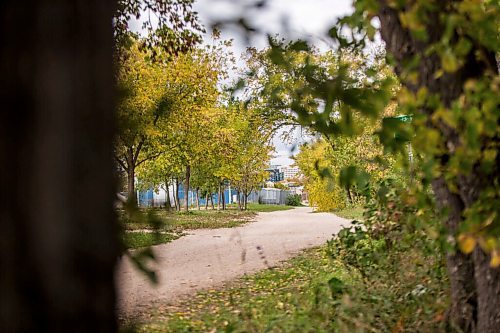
[334,206,365,220]
[123,231,182,250]
[120,209,256,232]
[244,203,295,212]
[120,204,293,251]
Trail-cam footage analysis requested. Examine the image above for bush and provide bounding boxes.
[286,193,301,206]
[327,221,386,277]
[307,178,347,211]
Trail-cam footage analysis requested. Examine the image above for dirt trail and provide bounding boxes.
[116,207,349,317]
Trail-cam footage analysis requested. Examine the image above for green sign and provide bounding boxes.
[395,114,412,123]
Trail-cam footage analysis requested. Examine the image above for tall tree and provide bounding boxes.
[115,42,172,204]
[228,104,274,210]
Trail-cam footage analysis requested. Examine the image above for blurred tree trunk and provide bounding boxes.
[217,183,222,211]
[164,179,171,211]
[196,188,200,210]
[174,177,180,211]
[184,165,190,212]
[210,194,215,210]
[0,1,119,332]
[126,150,137,205]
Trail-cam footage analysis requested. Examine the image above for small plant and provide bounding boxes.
[285,193,301,206]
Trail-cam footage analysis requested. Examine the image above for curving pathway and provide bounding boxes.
[116,207,349,318]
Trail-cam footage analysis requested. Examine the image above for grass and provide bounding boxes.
[122,231,182,250]
[123,230,448,332]
[120,204,294,249]
[231,203,295,212]
[333,206,365,220]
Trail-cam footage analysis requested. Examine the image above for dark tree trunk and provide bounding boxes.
[210,194,215,210]
[237,190,242,211]
[217,183,222,211]
[377,3,500,331]
[174,177,180,211]
[432,177,477,331]
[0,1,118,332]
[473,248,500,332]
[184,165,190,212]
[164,179,171,211]
[196,188,200,210]
[244,191,249,210]
[221,185,226,210]
[205,193,209,210]
[126,161,136,205]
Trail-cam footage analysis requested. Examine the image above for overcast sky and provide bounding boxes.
[191,0,353,166]
[193,0,353,53]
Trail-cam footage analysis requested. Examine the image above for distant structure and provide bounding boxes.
[280,166,300,180]
[266,164,301,182]
[265,165,284,182]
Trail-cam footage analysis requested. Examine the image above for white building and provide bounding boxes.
[280,166,300,180]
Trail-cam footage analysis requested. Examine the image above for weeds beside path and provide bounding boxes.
[333,206,364,221]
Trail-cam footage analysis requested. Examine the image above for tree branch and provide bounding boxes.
[136,151,165,167]
[132,139,145,165]
[115,155,128,172]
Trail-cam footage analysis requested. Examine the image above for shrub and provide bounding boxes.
[285,193,301,206]
[307,178,347,211]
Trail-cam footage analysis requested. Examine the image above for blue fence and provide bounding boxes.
[138,186,292,208]
[138,185,238,208]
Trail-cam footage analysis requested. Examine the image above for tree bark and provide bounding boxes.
[205,193,209,210]
[243,190,249,210]
[174,177,180,211]
[196,188,200,210]
[0,1,118,331]
[473,248,500,332]
[210,194,215,210]
[164,179,171,211]
[184,165,190,212]
[432,177,477,332]
[127,160,136,205]
[217,183,222,211]
[237,189,242,211]
[221,185,226,210]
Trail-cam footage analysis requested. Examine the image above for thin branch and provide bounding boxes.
[115,155,129,172]
[132,139,145,165]
[136,151,165,167]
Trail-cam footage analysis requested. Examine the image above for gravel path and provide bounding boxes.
[116,207,349,318]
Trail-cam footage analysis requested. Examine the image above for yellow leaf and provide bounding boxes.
[442,49,460,72]
[458,234,476,254]
[490,251,500,268]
